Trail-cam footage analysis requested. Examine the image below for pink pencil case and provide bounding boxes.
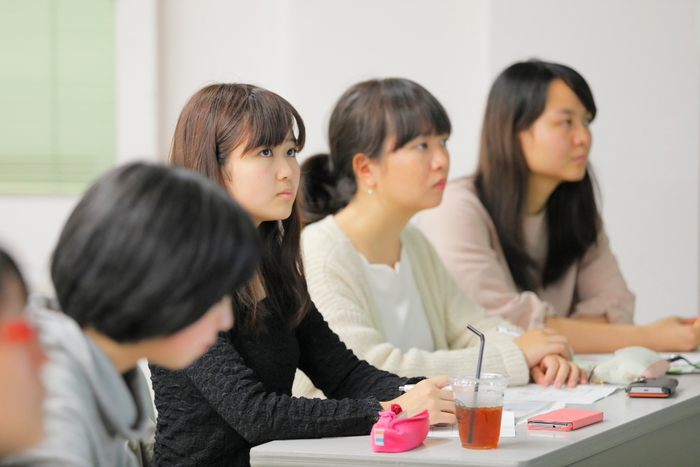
[370,404,429,453]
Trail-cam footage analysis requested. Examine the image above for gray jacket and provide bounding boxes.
[1,307,154,467]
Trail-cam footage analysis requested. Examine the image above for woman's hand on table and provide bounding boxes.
[530,354,586,388]
[642,316,700,352]
[382,375,455,425]
[514,327,571,367]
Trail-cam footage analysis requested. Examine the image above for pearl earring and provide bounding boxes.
[368,188,373,194]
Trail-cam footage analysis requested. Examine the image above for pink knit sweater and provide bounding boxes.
[418,176,635,330]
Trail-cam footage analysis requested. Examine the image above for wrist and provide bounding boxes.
[637,323,655,348]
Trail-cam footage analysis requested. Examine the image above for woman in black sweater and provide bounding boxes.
[150,83,454,467]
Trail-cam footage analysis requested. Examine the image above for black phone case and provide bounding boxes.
[625,377,678,397]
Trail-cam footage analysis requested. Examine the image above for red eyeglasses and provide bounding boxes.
[0,317,37,344]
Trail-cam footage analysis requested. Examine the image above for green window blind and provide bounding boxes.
[0,0,114,194]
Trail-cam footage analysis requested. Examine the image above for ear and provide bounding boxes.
[351,153,377,190]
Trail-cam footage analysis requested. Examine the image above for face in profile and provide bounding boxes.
[518,79,593,187]
[223,135,300,225]
[368,133,450,215]
[0,274,46,456]
[144,295,234,369]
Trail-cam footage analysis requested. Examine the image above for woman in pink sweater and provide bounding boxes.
[419,60,700,353]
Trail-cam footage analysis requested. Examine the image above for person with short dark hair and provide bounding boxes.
[0,249,46,460]
[419,60,700,353]
[1,163,259,467]
[150,83,453,467]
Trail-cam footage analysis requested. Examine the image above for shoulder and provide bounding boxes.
[444,175,479,202]
[28,307,92,379]
[302,215,341,239]
[302,215,359,266]
[418,175,496,241]
[443,176,489,216]
[401,224,444,273]
[11,315,103,465]
[421,176,490,224]
[402,223,435,250]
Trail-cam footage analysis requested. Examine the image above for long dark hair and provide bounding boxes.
[170,83,310,333]
[300,78,451,224]
[51,163,260,342]
[475,60,600,291]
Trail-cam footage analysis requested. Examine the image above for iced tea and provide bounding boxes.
[455,405,503,449]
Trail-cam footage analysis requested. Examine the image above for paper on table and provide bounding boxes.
[427,410,515,438]
[504,384,618,405]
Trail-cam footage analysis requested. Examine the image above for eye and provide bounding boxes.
[286,148,298,158]
[440,138,449,147]
[416,142,428,150]
[562,119,572,127]
[259,149,273,157]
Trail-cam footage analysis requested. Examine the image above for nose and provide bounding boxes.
[432,146,450,173]
[574,122,592,148]
[276,154,295,180]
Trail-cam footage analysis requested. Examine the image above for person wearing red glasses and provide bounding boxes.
[0,249,46,459]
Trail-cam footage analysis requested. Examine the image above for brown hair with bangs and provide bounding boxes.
[170,83,309,334]
[299,78,451,224]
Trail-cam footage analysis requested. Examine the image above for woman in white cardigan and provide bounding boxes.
[294,79,584,398]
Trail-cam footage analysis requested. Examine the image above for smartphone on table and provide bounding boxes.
[527,408,604,431]
[625,377,678,398]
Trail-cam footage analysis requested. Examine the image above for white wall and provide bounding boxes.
[2,0,698,325]
[156,0,488,177]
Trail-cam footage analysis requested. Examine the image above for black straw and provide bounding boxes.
[467,325,485,445]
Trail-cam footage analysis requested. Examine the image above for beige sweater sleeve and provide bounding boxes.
[298,216,530,389]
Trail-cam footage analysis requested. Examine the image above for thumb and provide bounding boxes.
[427,374,450,388]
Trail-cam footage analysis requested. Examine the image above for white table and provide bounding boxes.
[250,373,700,467]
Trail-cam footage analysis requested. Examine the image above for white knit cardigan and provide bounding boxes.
[292,215,531,398]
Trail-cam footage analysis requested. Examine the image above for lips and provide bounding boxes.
[434,178,447,190]
[277,188,293,199]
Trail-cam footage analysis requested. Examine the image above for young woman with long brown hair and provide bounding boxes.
[419,60,700,353]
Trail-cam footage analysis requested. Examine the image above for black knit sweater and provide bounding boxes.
[150,300,417,466]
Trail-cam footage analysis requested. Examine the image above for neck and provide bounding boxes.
[334,193,414,266]
[83,328,142,374]
[527,174,560,214]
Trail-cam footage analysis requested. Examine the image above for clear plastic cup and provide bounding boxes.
[448,373,510,449]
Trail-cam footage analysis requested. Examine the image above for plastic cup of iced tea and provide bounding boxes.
[448,373,510,449]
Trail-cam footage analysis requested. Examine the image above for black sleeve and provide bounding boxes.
[297,303,421,400]
[181,309,414,446]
